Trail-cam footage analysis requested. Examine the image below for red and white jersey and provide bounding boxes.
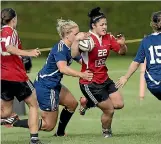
[1,25,28,82]
[80,31,121,84]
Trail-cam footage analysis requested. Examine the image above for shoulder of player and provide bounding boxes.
[1,26,15,36]
[51,41,67,53]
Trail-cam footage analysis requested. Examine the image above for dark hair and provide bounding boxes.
[88,7,106,29]
[150,11,161,31]
[1,8,16,26]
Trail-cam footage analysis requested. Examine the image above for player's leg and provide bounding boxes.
[54,85,78,136]
[14,83,59,132]
[107,79,124,109]
[17,80,42,144]
[80,81,114,137]
[97,98,114,138]
[1,80,19,126]
[139,62,146,100]
[109,91,124,109]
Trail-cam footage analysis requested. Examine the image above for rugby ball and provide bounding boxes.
[79,37,94,52]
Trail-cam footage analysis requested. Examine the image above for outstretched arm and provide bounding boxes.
[115,61,140,88]
[56,61,92,81]
[6,45,41,57]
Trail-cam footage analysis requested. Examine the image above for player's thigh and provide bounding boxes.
[79,81,110,108]
[109,91,124,109]
[97,98,114,115]
[15,80,35,103]
[1,80,16,116]
[24,90,38,108]
[35,83,60,112]
[105,78,124,109]
[59,85,78,110]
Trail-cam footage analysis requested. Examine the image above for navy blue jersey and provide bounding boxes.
[35,40,81,88]
[134,32,161,87]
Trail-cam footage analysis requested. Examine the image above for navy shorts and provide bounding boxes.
[34,81,61,111]
[148,84,161,100]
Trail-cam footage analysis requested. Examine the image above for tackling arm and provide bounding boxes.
[57,61,85,78]
[71,40,81,58]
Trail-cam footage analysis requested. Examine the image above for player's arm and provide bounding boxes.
[115,40,145,88]
[71,32,90,58]
[54,48,92,80]
[110,34,127,55]
[57,61,85,78]
[73,55,82,65]
[2,30,40,57]
[6,45,41,57]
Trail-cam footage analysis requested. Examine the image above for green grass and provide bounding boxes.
[1,57,161,144]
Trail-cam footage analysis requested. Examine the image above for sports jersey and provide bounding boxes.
[80,31,121,84]
[134,32,161,88]
[35,40,81,89]
[1,25,28,82]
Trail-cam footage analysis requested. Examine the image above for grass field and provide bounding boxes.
[1,56,161,144]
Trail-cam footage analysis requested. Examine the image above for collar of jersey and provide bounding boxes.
[89,30,102,45]
[60,40,71,50]
[151,32,161,35]
[2,25,14,30]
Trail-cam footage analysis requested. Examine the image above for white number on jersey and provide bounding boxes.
[149,45,161,64]
[98,49,107,57]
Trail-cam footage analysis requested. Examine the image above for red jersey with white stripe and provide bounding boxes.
[80,31,121,84]
[1,25,28,82]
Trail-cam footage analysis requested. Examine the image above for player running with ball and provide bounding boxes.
[71,7,127,138]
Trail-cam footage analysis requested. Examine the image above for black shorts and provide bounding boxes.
[80,78,118,108]
[1,80,34,102]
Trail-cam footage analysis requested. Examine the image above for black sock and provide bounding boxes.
[30,133,39,142]
[13,119,29,128]
[13,119,42,130]
[56,107,74,135]
[38,119,42,130]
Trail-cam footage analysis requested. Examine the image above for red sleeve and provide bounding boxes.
[110,34,121,53]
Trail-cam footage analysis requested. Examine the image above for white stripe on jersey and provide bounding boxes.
[146,70,161,85]
[5,36,11,47]
[39,69,59,78]
[81,51,89,69]
[58,41,64,52]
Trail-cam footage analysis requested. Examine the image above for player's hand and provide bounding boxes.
[116,34,125,45]
[28,48,41,57]
[75,32,91,41]
[115,76,128,89]
[81,70,93,81]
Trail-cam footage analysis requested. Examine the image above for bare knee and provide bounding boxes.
[113,102,124,109]
[103,108,114,116]
[63,98,78,111]
[43,122,55,131]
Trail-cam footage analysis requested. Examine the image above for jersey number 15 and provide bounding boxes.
[149,45,161,64]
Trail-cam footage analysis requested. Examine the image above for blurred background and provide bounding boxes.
[1,1,161,144]
[2,1,161,56]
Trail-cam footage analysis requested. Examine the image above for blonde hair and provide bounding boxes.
[56,18,78,38]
